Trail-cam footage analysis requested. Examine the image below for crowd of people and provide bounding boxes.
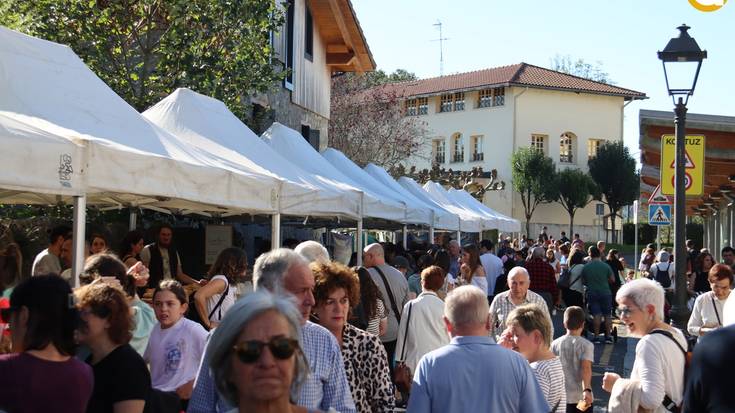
[1,223,735,412]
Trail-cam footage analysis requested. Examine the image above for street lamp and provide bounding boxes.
[658,24,707,330]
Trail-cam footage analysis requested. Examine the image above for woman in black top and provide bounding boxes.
[76,282,151,413]
[690,251,714,294]
[606,249,624,310]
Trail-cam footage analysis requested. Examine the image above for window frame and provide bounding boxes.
[531,134,547,154]
[559,132,576,164]
[433,139,446,165]
[304,5,313,62]
[451,133,464,163]
[471,135,484,162]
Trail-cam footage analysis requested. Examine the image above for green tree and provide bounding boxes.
[511,148,558,237]
[588,141,639,243]
[329,69,427,170]
[1,0,284,123]
[555,168,600,236]
[550,54,614,85]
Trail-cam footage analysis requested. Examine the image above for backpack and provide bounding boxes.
[649,329,692,413]
[653,263,672,288]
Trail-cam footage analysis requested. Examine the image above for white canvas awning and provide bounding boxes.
[322,149,432,226]
[0,111,84,201]
[262,123,407,226]
[422,181,488,233]
[143,88,361,220]
[396,177,466,232]
[447,188,521,232]
[363,163,460,231]
[0,26,281,215]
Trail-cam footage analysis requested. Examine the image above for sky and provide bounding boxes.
[351,0,734,162]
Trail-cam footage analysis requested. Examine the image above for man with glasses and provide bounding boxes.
[187,248,356,413]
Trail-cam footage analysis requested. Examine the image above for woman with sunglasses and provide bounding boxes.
[194,247,245,330]
[75,282,151,413]
[206,290,321,413]
[601,278,687,412]
[0,275,93,413]
[311,261,395,413]
[687,263,732,338]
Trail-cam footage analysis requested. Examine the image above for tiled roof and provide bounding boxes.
[377,62,646,100]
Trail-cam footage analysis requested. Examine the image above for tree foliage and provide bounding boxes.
[550,54,614,85]
[588,141,639,243]
[329,69,427,170]
[511,148,558,237]
[555,168,599,236]
[1,0,285,122]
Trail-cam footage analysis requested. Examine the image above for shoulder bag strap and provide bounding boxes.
[648,329,686,413]
[711,294,722,327]
[372,266,401,323]
[568,264,583,287]
[207,278,230,321]
[399,303,413,361]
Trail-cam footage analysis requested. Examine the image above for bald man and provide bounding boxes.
[488,267,551,341]
[363,243,409,375]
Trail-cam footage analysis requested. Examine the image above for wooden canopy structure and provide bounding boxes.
[308,0,376,73]
[639,109,735,256]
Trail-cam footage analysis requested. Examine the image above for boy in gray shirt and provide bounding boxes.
[551,306,594,412]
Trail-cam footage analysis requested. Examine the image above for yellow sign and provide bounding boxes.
[689,0,727,12]
[660,135,705,196]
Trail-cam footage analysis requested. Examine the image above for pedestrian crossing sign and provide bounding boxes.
[649,204,671,226]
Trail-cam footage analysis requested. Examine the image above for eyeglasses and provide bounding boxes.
[615,307,638,318]
[232,337,299,364]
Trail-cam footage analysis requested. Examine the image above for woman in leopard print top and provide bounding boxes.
[311,261,395,413]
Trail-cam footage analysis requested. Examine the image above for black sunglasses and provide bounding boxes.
[232,337,299,363]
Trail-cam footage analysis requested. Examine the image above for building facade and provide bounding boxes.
[247,0,375,151]
[391,63,645,240]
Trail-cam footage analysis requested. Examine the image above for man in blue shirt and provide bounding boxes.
[188,248,356,413]
[407,285,549,413]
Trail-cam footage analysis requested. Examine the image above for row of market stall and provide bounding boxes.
[0,26,520,285]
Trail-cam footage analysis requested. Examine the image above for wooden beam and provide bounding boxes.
[326,52,355,66]
[326,44,349,53]
[326,0,361,71]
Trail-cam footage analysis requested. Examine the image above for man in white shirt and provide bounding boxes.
[31,225,70,276]
[480,240,504,303]
[488,267,551,341]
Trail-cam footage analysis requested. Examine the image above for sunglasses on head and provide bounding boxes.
[232,337,299,363]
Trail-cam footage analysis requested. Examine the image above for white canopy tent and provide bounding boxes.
[422,181,489,233]
[0,112,84,202]
[447,188,521,233]
[322,148,432,226]
[397,177,474,236]
[364,163,460,232]
[0,26,286,282]
[262,123,407,225]
[143,89,361,220]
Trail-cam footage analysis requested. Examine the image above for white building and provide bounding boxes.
[389,63,646,241]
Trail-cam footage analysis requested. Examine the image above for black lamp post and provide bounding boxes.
[658,24,707,329]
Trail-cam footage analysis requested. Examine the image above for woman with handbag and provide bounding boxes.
[194,247,245,330]
[687,264,732,339]
[395,266,450,393]
[311,261,395,413]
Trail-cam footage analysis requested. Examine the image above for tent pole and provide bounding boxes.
[403,225,408,250]
[456,229,461,244]
[129,209,137,230]
[271,213,281,250]
[71,195,87,289]
[356,218,363,266]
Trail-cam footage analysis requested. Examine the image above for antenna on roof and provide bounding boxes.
[431,20,449,76]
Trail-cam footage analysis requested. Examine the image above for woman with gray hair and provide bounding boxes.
[207,290,331,413]
[602,278,687,412]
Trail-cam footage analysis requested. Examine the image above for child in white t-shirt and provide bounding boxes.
[551,306,594,413]
[144,280,208,402]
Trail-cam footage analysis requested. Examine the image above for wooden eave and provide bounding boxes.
[307,0,376,73]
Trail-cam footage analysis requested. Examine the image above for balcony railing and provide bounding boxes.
[434,154,445,164]
[471,152,484,162]
[560,154,573,163]
[451,153,464,163]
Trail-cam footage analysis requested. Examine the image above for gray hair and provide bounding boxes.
[253,248,308,293]
[444,285,489,328]
[206,291,309,406]
[294,241,330,264]
[531,246,545,260]
[616,278,665,320]
[508,266,530,282]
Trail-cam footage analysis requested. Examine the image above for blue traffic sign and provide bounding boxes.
[649,204,671,226]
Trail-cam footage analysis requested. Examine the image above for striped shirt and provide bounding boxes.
[488,290,551,340]
[366,299,387,337]
[530,357,566,413]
